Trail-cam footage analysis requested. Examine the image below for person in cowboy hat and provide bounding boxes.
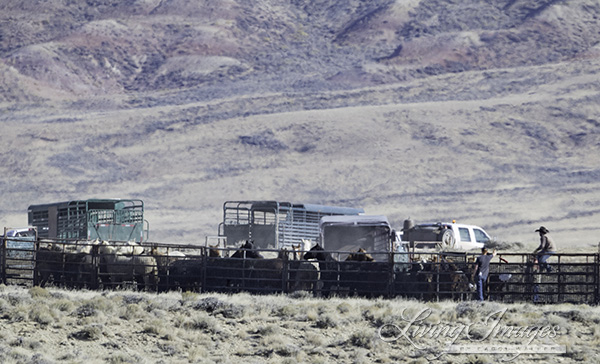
[533,226,556,273]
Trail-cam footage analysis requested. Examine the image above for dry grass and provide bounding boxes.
[0,284,596,363]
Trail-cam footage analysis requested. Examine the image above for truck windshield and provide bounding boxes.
[474,229,490,243]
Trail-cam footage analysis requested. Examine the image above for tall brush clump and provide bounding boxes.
[29,304,55,326]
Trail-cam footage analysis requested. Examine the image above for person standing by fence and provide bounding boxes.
[533,226,556,273]
[472,247,497,301]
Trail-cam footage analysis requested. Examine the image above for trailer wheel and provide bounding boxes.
[438,229,455,250]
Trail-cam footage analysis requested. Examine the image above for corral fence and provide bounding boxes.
[1,236,598,304]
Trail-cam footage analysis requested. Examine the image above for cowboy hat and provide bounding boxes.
[535,226,549,234]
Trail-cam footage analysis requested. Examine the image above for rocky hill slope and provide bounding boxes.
[1,0,599,247]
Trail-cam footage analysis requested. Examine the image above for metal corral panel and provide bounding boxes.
[28,199,145,242]
[222,201,364,249]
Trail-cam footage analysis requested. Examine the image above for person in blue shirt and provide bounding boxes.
[472,247,497,301]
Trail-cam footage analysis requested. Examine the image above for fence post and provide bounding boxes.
[596,253,600,304]
[557,254,562,303]
[91,244,99,290]
[1,236,6,284]
[282,251,288,293]
[32,239,39,286]
[201,247,207,293]
[388,252,394,298]
[436,253,440,302]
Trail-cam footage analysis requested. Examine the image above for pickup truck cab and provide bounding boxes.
[401,220,491,251]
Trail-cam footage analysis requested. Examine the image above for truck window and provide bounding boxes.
[459,227,471,242]
[474,229,489,243]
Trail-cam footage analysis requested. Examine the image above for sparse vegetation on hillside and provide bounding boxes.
[0,285,598,363]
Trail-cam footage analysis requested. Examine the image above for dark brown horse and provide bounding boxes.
[340,248,388,298]
[345,248,375,262]
[34,244,64,287]
[204,240,267,292]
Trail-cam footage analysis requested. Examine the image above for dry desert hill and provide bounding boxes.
[1,0,600,250]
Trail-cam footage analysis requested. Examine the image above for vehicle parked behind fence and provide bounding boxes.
[400,219,492,251]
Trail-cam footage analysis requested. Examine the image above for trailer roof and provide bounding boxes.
[27,198,143,211]
[225,200,364,215]
[319,215,391,228]
[301,203,364,215]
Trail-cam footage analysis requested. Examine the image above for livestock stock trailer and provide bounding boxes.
[27,199,148,242]
[217,200,365,249]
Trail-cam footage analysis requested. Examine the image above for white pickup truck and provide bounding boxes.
[1,227,37,260]
[400,219,491,251]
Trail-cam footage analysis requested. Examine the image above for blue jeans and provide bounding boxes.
[477,275,487,301]
[538,251,555,272]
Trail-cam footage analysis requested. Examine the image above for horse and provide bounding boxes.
[227,241,286,293]
[34,243,64,287]
[303,244,339,297]
[230,240,264,259]
[167,256,204,292]
[204,240,294,294]
[247,249,286,293]
[177,240,262,293]
[149,245,187,292]
[288,244,319,293]
[345,248,374,262]
[399,256,441,300]
[98,241,158,291]
[485,255,512,301]
[208,244,221,258]
[437,254,472,300]
[63,242,99,289]
[165,244,226,292]
[340,248,389,298]
[401,254,473,301]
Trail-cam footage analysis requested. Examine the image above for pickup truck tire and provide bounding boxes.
[438,229,455,250]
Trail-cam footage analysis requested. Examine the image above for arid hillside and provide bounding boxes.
[1,0,600,248]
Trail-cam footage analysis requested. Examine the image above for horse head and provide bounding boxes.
[303,244,334,261]
[231,240,263,259]
[291,244,303,260]
[208,244,221,258]
[277,248,289,260]
[346,248,375,262]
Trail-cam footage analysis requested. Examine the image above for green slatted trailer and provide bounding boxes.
[27,199,148,242]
